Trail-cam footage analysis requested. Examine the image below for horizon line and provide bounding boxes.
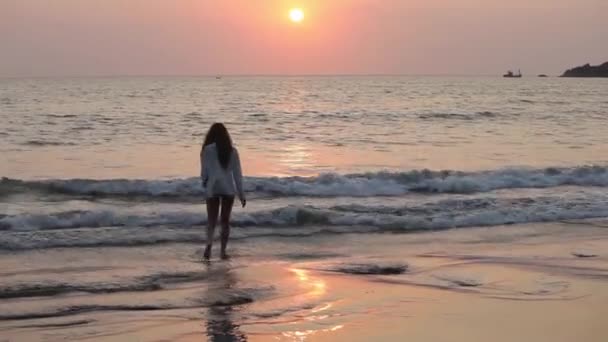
[0,72,557,79]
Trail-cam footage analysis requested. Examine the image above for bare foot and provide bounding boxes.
[220,252,230,260]
[203,246,211,260]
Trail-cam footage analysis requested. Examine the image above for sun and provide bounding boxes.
[289,8,304,23]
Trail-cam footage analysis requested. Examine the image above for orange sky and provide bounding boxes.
[1,0,607,76]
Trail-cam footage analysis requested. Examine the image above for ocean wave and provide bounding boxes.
[0,270,212,299]
[0,281,161,300]
[45,114,78,118]
[1,195,607,250]
[22,140,77,147]
[0,206,332,231]
[418,111,499,120]
[0,226,340,251]
[2,165,607,199]
[0,210,204,231]
[0,304,190,321]
[0,282,273,321]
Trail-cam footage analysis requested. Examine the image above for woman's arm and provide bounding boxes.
[232,148,246,206]
[200,147,208,187]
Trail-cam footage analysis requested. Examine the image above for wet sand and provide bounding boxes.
[1,220,607,341]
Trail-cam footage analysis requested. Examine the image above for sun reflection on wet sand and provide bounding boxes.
[290,268,327,297]
[279,268,344,341]
[311,303,332,313]
[281,324,345,342]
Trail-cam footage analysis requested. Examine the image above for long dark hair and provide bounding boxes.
[202,123,233,169]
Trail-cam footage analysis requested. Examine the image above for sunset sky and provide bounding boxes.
[1,0,606,77]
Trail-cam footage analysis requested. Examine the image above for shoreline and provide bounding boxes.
[1,221,606,341]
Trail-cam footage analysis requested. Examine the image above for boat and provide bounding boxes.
[503,69,522,78]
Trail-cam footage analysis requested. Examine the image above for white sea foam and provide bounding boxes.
[2,193,607,234]
[2,165,607,198]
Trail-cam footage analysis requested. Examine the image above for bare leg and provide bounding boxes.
[205,197,220,259]
[219,196,235,259]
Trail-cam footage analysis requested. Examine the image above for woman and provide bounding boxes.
[200,123,246,260]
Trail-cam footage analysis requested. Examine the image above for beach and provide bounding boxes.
[1,76,608,341]
[1,221,607,341]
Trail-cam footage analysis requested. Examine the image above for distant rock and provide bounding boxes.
[561,62,608,77]
[538,74,548,77]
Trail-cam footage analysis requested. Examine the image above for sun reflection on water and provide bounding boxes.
[278,144,314,173]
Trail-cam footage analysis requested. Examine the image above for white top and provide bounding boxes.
[200,143,245,200]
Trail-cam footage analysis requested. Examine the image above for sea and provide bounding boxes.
[1,76,607,340]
